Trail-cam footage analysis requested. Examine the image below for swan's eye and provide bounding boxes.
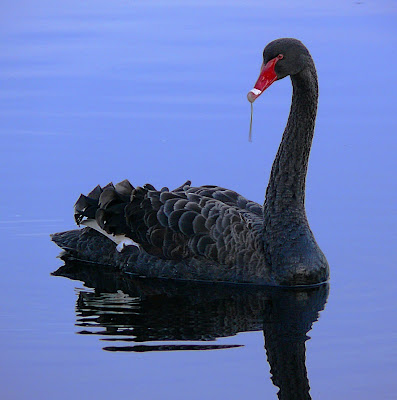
[277,54,284,60]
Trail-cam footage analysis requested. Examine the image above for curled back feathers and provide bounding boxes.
[74,180,133,236]
[74,179,265,265]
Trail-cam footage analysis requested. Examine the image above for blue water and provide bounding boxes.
[0,1,396,399]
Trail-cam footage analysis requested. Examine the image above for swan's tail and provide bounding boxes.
[51,225,151,274]
[50,228,125,265]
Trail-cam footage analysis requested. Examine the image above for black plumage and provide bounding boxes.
[52,38,330,286]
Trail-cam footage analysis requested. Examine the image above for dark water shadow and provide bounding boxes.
[53,262,329,399]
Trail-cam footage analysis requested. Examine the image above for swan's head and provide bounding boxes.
[247,38,312,103]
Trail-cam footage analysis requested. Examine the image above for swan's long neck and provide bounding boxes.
[262,62,328,283]
[264,63,318,214]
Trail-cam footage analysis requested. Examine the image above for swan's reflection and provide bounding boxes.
[53,262,329,399]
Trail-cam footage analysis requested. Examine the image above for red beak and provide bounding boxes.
[247,56,281,103]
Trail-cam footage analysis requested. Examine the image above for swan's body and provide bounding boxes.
[52,38,330,286]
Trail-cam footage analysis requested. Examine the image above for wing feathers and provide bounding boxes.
[73,179,264,266]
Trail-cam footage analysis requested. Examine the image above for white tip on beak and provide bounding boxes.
[250,88,262,96]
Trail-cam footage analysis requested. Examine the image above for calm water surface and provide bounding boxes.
[0,1,396,399]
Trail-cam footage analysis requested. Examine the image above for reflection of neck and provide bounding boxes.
[264,325,311,399]
[262,285,328,400]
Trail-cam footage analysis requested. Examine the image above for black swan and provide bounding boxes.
[52,38,329,286]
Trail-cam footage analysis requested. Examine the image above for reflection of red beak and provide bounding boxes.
[247,56,281,103]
